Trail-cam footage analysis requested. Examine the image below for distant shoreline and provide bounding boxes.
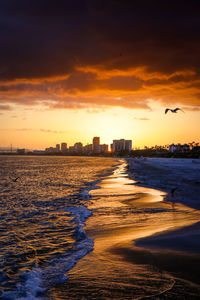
[0,152,200,158]
[0,152,113,157]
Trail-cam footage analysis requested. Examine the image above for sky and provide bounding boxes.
[0,0,200,149]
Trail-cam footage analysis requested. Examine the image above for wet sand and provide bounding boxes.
[127,157,200,210]
[51,159,200,299]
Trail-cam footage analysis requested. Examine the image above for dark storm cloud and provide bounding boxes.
[1,0,200,79]
[0,0,200,108]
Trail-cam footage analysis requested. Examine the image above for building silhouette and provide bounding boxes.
[44,137,132,155]
[93,137,100,153]
[61,142,67,153]
[169,143,189,153]
[74,142,83,153]
[83,144,93,154]
[113,139,132,152]
[100,144,109,153]
[56,144,60,152]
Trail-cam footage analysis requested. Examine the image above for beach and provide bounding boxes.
[51,158,200,299]
[127,157,200,210]
[1,156,200,299]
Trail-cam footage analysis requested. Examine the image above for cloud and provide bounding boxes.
[0,1,200,110]
[0,104,12,110]
[0,128,67,133]
[0,128,32,131]
[16,128,32,131]
[0,66,198,111]
[86,107,106,114]
[182,106,200,111]
[40,129,67,134]
[133,117,150,121]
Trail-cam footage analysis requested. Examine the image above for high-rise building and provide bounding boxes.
[113,139,132,152]
[100,144,109,153]
[68,146,75,152]
[74,142,83,153]
[61,142,67,152]
[93,137,100,153]
[125,140,132,151]
[56,144,60,152]
[113,139,125,152]
[83,144,93,154]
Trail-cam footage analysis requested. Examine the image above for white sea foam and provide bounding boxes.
[1,268,44,300]
[21,268,45,300]
[79,189,92,200]
[79,179,102,200]
[39,206,94,291]
[67,205,92,222]
[3,206,94,299]
[0,156,116,299]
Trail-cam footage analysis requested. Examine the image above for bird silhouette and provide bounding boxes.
[171,187,178,197]
[165,108,184,114]
[12,177,20,182]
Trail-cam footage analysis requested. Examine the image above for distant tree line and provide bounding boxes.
[120,146,200,158]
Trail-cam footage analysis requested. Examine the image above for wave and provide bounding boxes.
[1,206,93,299]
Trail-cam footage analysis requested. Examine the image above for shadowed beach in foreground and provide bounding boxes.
[51,159,200,299]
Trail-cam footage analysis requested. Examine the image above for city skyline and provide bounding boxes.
[45,137,132,154]
[1,137,200,153]
[2,137,199,155]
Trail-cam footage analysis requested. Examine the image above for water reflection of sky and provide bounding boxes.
[55,159,200,299]
[88,159,200,245]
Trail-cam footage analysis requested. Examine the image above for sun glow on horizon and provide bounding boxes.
[0,100,200,150]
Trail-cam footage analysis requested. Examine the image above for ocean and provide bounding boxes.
[0,156,117,299]
[1,156,200,299]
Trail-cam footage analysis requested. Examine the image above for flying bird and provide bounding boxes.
[165,108,184,114]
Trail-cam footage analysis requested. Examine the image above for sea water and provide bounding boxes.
[0,156,116,299]
[1,156,200,299]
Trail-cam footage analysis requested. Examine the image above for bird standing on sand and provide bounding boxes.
[165,108,184,114]
[170,187,178,209]
[171,187,178,197]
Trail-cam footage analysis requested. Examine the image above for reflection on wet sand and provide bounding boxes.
[51,160,200,299]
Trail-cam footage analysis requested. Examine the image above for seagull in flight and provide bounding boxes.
[165,108,184,114]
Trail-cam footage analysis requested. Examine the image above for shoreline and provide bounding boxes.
[126,157,200,210]
[124,157,200,286]
[125,157,200,254]
[50,159,200,299]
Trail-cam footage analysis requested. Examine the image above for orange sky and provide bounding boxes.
[0,1,200,149]
[1,96,199,150]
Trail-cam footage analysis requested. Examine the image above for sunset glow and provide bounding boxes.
[0,1,200,149]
